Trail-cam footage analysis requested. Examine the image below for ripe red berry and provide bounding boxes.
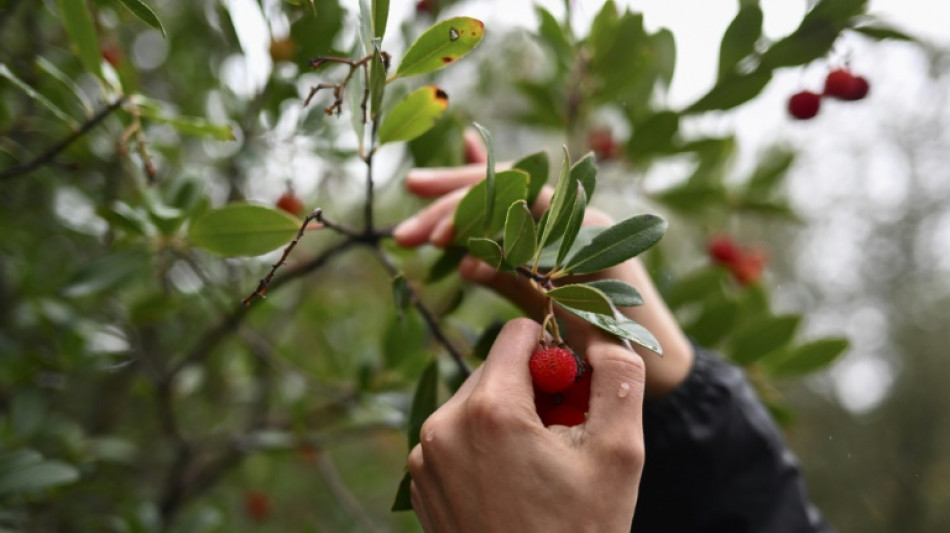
[534,390,559,420]
[101,44,122,68]
[244,490,271,522]
[788,91,821,120]
[276,191,305,217]
[588,128,619,161]
[707,235,741,265]
[529,346,579,394]
[823,69,869,101]
[416,0,432,14]
[730,249,767,286]
[541,404,586,427]
[561,361,592,413]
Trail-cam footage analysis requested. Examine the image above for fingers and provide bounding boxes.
[582,335,646,456]
[469,318,542,412]
[459,257,549,318]
[406,165,488,198]
[393,188,468,247]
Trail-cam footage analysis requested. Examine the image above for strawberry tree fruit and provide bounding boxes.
[788,91,821,120]
[529,345,579,394]
[275,191,305,217]
[730,249,767,286]
[588,128,619,161]
[244,490,271,522]
[541,404,587,427]
[824,68,870,101]
[561,361,592,413]
[707,235,741,265]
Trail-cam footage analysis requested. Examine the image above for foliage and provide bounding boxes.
[0,0,909,530]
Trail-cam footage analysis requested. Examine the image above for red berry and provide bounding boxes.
[534,390,560,420]
[276,191,305,217]
[244,490,271,522]
[823,69,869,101]
[707,235,741,265]
[588,128,619,161]
[788,91,821,120]
[416,0,432,14]
[529,346,579,394]
[730,249,767,286]
[541,404,586,427]
[561,361,592,413]
[101,44,122,68]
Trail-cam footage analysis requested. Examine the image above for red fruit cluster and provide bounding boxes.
[532,353,591,428]
[275,191,305,217]
[788,68,869,120]
[707,235,767,286]
[588,128,619,161]
[244,490,271,522]
[529,346,578,394]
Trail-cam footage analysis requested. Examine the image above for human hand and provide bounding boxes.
[408,318,646,533]
[393,132,694,397]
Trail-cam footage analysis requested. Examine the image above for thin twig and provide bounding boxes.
[315,453,381,532]
[0,95,128,180]
[305,54,374,116]
[372,249,470,378]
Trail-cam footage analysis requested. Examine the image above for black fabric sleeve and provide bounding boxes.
[631,344,834,533]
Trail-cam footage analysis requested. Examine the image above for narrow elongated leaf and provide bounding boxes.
[537,226,604,270]
[684,297,739,347]
[472,123,495,234]
[652,28,676,89]
[426,247,466,282]
[391,273,410,318]
[503,201,536,267]
[378,86,449,145]
[512,151,549,206]
[758,23,839,69]
[117,0,166,36]
[452,170,528,245]
[728,315,801,366]
[664,267,727,309]
[35,57,93,115]
[371,0,389,40]
[393,360,440,511]
[585,279,643,307]
[56,0,102,79]
[535,147,576,256]
[0,64,77,127]
[188,204,301,256]
[686,70,772,113]
[555,186,587,268]
[768,338,849,378]
[0,460,79,496]
[393,17,485,79]
[718,5,762,79]
[467,237,503,269]
[564,214,667,275]
[548,284,613,316]
[570,152,597,198]
[369,44,386,119]
[142,113,235,140]
[62,249,150,298]
[561,307,662,354]
[852,23,916,42]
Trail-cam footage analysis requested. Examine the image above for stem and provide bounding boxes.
[0,95,128,180]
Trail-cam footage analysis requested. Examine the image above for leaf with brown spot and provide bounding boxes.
[392,17,484,79]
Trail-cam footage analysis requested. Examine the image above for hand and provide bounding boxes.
[394,132,694,398]
[409,318,646,533]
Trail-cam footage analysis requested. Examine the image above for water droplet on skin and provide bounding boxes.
[617,382,631,398]
[449,28,460,41]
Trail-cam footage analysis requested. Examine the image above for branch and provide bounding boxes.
[372,249,470,378]
[0,95,128,180]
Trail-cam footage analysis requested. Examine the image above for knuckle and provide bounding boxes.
[602,438,645,472]
[464,394,517,432]
[407,445,425,476]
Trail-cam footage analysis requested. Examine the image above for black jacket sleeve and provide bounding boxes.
[631,345,834,533]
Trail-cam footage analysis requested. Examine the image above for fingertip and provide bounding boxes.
[430,218,455,247]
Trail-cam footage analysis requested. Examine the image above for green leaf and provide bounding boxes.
[852,23,916,42]
[0,460,79,496]
[718,5,762,79]
[768,338,849,378]
[664,267,727,309]
[467,237,504,269]
[686,70,772,113]
[62,249,150,298]
[564,214,667,275]
[393,17,485,79]
[0,63,78,128]
[652,28,676,89]
[392,471,413,511]
[561,307,662,354]
[369,44,386,120]
[472,123,495,235]
[535,147,576,254]
[116,0,166,36]
[512,151,549,206]
[56,0,102,79]
[628,111,679,156]
[503,201,536,268]
[35,57,93,115]
[549,284,613,316]
[728,315,801,366]
[188,204,301,257]
[570,152,597,198]
[555,186,587,269]
[746,148,795,198]
[408,361,439,452]
[383,310,426,373]
[137,104,235,140]
[452,170,528,245]
[471,321,505,361]
[426,247,466,282]
[652,182,727,213]
[684,297,739,347]
[535,5,572,69]
[372,0,389,40]
[585,279,643,307]
[378,86,450,145]
[391,273,410,318]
